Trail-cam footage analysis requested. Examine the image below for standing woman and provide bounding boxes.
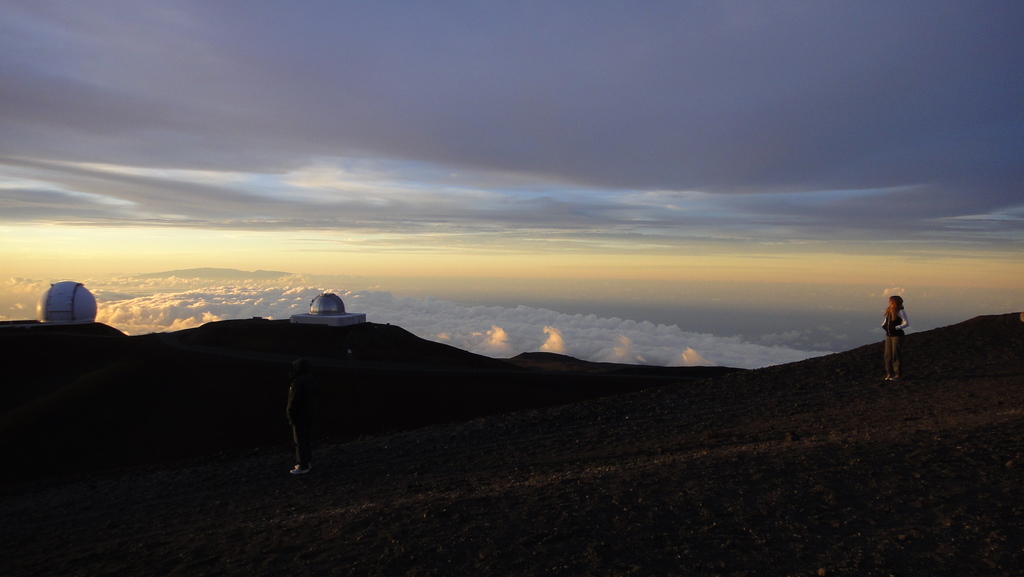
[882,296,910,380]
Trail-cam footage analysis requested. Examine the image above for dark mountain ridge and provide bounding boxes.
[0,318,739,485]
[1,313,1021,576]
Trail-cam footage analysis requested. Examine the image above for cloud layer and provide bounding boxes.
[17,274,825,369]
[7,270,1021,369]
[1,1,1021,250]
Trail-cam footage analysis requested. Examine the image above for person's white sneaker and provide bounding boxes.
[290,465,310,475]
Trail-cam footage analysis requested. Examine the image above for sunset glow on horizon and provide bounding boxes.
[3,220,1018,290]
[2,2,1021,366]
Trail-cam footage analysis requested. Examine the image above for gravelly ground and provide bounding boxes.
[1,313,1022,576]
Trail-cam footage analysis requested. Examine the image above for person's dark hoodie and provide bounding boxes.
[286,359,317,426]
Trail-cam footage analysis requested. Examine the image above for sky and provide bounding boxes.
[1,1,1022,367]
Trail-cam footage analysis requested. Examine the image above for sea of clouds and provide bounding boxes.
[2,274,832,369]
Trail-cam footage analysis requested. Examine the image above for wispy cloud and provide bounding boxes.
[2,156,1018,251]
[0,1,1020,251]
[540,326,567,354]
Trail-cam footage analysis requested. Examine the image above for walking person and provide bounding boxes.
[882,295,910,381]
[287,358,317,474]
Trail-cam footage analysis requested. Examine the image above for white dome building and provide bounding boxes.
[37,281,97,324]
[291,292,366,327]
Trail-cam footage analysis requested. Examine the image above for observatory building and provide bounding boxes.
[37,281,97,324]
[290,292,366,327]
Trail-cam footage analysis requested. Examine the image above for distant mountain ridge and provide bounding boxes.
[132,267,293,280]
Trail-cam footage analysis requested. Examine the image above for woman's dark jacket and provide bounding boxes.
[286,361,317,426]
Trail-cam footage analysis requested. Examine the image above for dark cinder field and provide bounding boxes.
[1,314,1022,576]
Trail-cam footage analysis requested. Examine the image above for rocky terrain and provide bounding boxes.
[1,313,1022,576]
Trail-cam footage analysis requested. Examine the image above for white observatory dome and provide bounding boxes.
[292,291,364,326]
[309,293,346,315]
[37,281,98,324]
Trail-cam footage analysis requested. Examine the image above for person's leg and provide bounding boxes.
[884,337,895,378]
[891,336,903,378]
[291,425,312,471]
[293,425,312,469]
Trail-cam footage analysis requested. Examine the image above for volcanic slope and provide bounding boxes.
[0,318,737,484]
[1,313,1022,577]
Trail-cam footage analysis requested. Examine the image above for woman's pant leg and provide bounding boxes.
[884,336,903,377]
[293,424,313,468]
